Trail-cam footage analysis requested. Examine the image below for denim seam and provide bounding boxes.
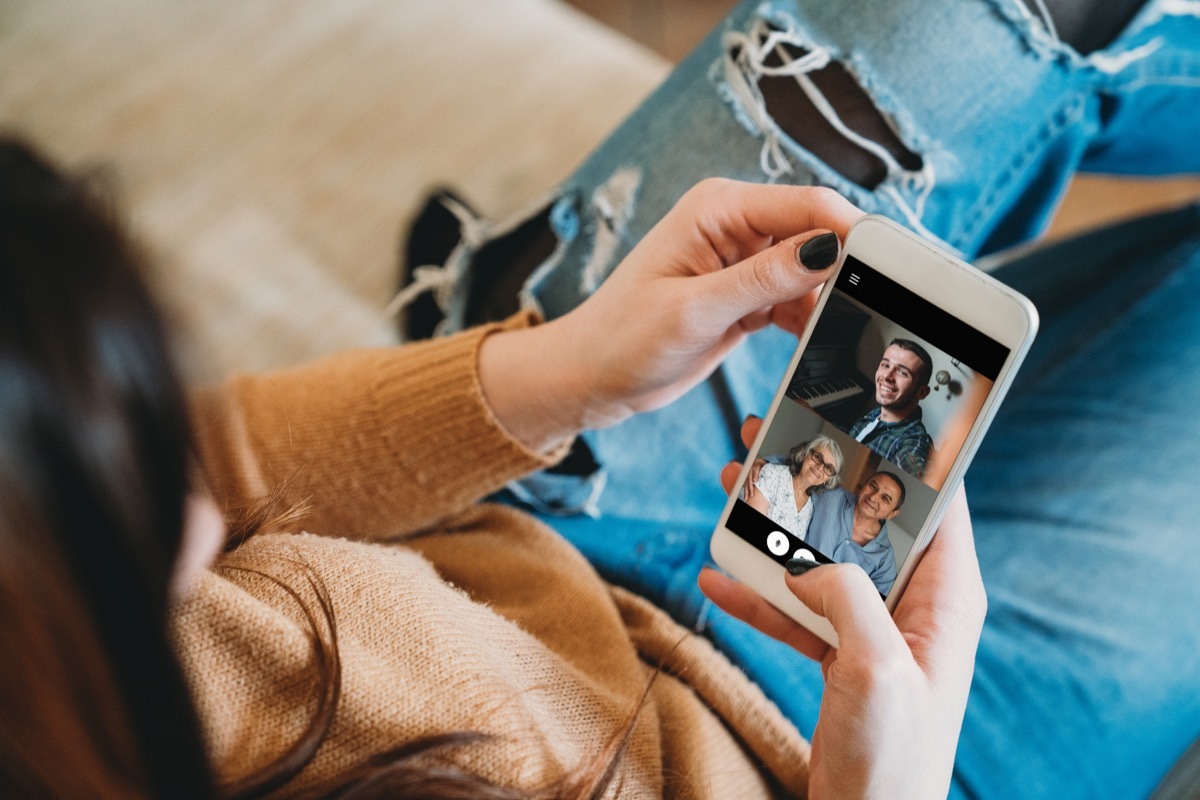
[959,93,1089,248]
[982,0,1074,62]
[1101,49,1200,92]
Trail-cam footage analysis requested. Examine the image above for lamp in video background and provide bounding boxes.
[932,363,964,399]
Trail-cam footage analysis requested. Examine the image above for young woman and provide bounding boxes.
[0,139,981,797]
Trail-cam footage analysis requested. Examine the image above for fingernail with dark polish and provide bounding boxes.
[797,232,839,271]
[786,557,821,576]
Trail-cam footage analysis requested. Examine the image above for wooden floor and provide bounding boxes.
[562,0,1200,241]
[563,0,737,62]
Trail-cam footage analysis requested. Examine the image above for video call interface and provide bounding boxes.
[727,256,1009,597]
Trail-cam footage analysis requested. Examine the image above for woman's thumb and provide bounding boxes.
[704,230,841,328]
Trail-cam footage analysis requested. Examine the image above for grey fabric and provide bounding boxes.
[1151,737,1200,800]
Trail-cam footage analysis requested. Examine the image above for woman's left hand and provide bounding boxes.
[480,179,862,451]
[703,415,985,799]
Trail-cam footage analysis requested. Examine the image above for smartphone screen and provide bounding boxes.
[724,254,1010,599]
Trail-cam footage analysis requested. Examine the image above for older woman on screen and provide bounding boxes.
[743,435,843,540]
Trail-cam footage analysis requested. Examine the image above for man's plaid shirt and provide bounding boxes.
[848,406,932,478]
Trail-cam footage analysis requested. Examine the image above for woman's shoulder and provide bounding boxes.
[170,515,612,788]
[171,508,802,793]
[759,461,790,480]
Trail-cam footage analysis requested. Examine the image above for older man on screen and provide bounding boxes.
[805,471,904,595]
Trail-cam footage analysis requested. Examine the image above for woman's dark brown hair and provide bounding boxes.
[0,138,213,797]
[0,138,640,799]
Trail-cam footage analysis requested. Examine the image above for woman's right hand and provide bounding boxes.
[703,416,986,799]
[479,181,862,453]
[741,456,768,501]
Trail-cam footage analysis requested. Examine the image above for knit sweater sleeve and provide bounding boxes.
[189,312,564,538]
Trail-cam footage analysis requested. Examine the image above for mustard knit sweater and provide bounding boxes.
[174,315,811,797]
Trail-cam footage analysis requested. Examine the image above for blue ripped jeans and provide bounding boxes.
[428,1,1200,797]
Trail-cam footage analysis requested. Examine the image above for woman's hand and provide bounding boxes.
[480,180,862,451]
[701,417,986,799]
[741,457,769,515]
[745,456,767,499]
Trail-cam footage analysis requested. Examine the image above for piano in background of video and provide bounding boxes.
[786,300,873,429]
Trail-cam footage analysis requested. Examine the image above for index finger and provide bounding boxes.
[740,416,763,449]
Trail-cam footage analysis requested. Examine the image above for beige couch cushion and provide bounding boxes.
[0,0,668,380]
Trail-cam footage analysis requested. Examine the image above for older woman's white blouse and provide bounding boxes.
[754,462,815,541]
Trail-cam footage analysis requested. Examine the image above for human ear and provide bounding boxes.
[170,494,227,599]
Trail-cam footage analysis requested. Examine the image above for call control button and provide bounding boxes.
[766,531,790,556]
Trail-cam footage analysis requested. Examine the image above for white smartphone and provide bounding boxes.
[710,215,1038,647]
